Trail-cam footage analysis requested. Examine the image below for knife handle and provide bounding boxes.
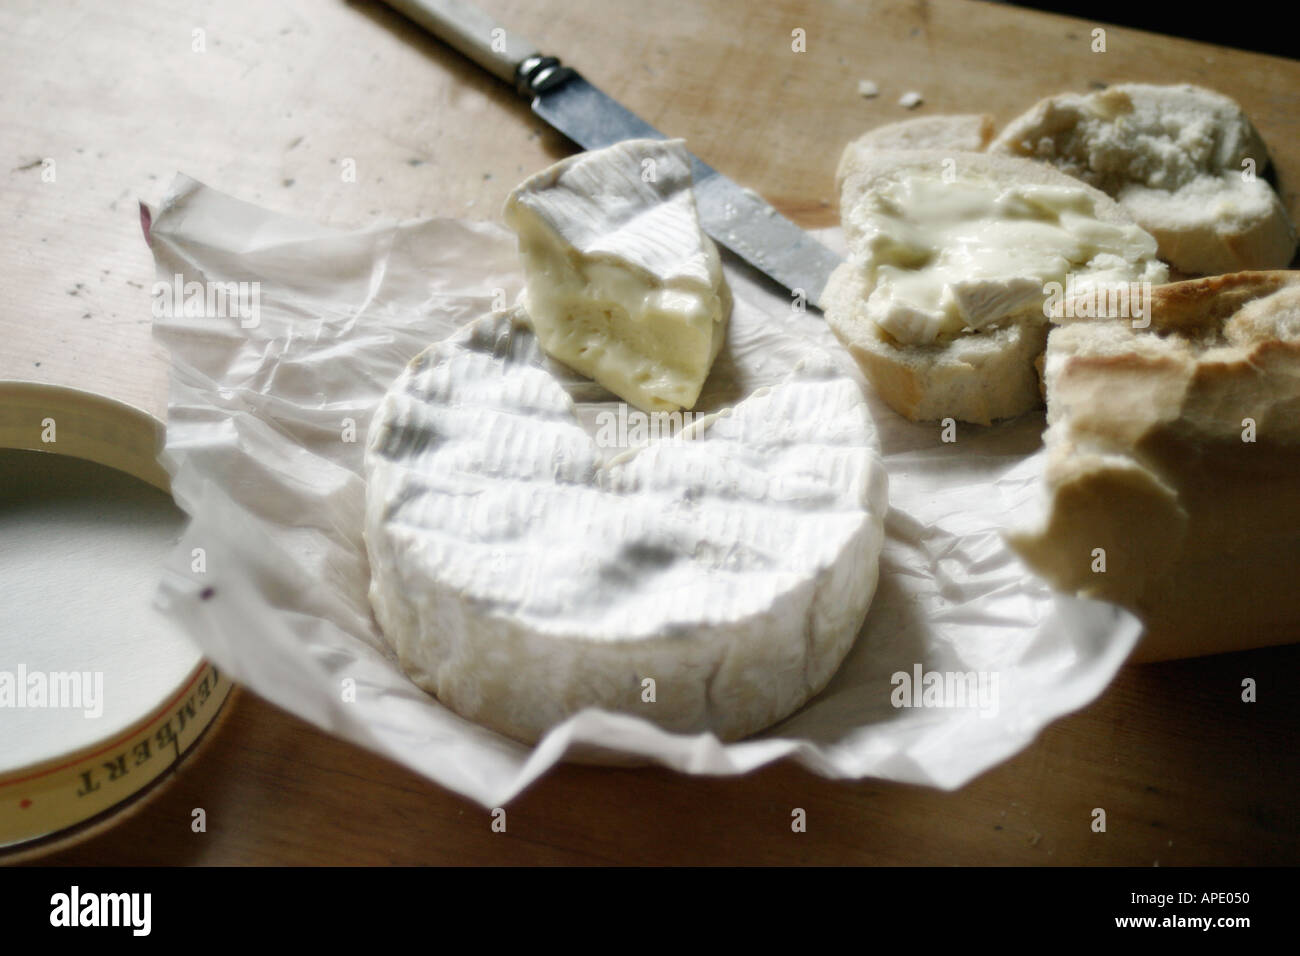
[380,0,539,85]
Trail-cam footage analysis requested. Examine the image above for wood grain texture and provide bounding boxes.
[32,644,1300,866]
[3,0,1298,864]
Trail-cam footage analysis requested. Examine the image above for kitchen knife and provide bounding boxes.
[378,0,842,309]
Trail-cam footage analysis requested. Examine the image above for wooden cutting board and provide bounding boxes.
[2,0,1298,865]
[4,0,1296,420]
[5,0,1296,653]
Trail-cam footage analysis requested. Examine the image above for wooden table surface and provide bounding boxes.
[4,0,1298,865]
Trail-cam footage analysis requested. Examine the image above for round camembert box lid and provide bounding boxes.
[0,382,233,854]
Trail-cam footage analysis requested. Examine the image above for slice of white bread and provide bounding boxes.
[990,83,1298,276]
[827,149,1168,425]
[836,115,995,186]
[824,261,1050,424]
[1007,271,1300,661]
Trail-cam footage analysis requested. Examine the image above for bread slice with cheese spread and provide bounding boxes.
[1008,270,1300,660]
[826,149,1169,424]
[990,83,1297,276]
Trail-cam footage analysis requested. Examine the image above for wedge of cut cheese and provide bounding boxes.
[503,138,732,413]
[363,310,887,744]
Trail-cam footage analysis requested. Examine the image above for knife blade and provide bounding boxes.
[379,0,842,308]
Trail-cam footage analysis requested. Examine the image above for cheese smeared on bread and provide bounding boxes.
[825,150,1168,424]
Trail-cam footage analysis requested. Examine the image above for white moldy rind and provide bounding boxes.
[363,310,888,744]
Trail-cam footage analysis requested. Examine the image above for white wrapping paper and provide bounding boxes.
[147,174,1140,807]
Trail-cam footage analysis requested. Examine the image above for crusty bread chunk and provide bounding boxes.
[827,150,1168,424]
[1008,271,1300,661]
[990,84,1297,275]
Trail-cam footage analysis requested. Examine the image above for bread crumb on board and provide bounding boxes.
[858,79,879,98]
[898,90,924,109]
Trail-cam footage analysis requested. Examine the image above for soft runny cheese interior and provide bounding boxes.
[504,139,731,413]
[848,174,1169,345]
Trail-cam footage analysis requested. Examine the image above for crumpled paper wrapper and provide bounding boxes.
[147,174,1140,807]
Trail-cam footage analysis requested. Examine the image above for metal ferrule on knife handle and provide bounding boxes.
[515,55,577,98]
